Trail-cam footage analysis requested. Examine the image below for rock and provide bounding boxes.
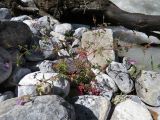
[91,69,117,100]
[54,23,72,35]
[117,40,160,72]
[147,106,160,120]
[0,91,14,102]
[18,71,70,97]
[38,60,55,73]
[20,0,37,7]
[111,26,160,44]
[8,49,26,67]
[106,61,134,94]
[73,27,88,39]
[0,8,11,20]
[12,68,31,85]
[0,21,32,49]
[81,29,116,68]
[71,95,111,120]
[23,16,59,35]
[58,49,70,57]
[110,99,153,120]
[136,70,160,106]
[39,37,58,59]
[0,47,12,84]
[11,15,32,22]
[0,95,75,120]
[25,48,45,62]
[110,0,160,15]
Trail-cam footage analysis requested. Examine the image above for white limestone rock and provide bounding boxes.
[111,99,153,120]
[106,61,134,94]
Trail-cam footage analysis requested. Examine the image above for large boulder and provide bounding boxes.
[71,95,111,120]
[18,71,70,97]
[110,99,153,120]
[0,95,75,120]
[110,0,160,15]
[81,29,116,68]
[136,70,160,106]
[0,21,32,49]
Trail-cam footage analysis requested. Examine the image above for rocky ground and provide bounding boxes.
[0,0,160,120]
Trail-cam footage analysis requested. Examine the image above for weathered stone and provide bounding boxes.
[73,27,88,39]
[0,95,75,120]
[136,70,160,106]
[71,95,111,120]
[117,40,160,72]
[110,0,160,15]
[81,29,115,68]
[111,99,153,120]
[106,61,134,94]
[0,8,11,20]
[18,71,70,97]
[54,23,72,35]
[0,21,32,49]
[11,15,32,22]
[0,91,14,102]
[111,26,160,44]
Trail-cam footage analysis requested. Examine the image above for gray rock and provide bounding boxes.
[20,0,37,7]
[0,8,11,20]
[0,47,12,84]
[11,15,32,22]
[117,40,160,72]
[136,70,160,106]
[73,27,88,39]
[110,99,153,120]
[0,21,32,49]
[18,71,70,97]
[0,95,75,120]
[38,60,55,73]
[91,69,117,100]
[81,29,115,68]
[12,68,31,84]
[111,26,160,44]
[0,91,14,102]
[54,23,72,35]
[106,61,134,94]
[23,16,59,35]
[110,0,160,15]
[71,95,111,120]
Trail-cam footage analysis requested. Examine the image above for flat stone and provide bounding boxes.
[81,29,115,68]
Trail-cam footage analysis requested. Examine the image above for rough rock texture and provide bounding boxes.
[0,21,32,49]
[106,61,134,94]
[0,95,75,120]
[110,0,160,15]
[18,71,70,97]
[0,8,11,20]
[111,99,153,120]
[0,91,14,102]
[71,95,111,120]
[81,29,115,68]
[136,70,160,106]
